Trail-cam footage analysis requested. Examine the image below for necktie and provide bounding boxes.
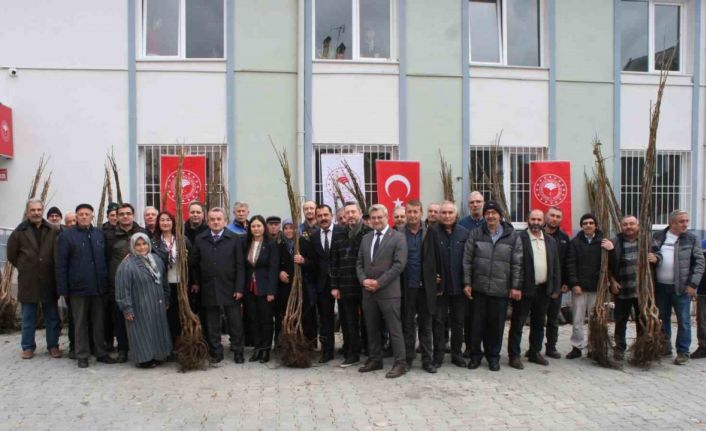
[323,229,330,254]
[213,234,221,242]
[372,231,382,259]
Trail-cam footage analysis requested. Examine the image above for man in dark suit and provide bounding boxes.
[356,204,408,378]
[189,207,246,364]
[507,209,561,369]
[297,204,344,363]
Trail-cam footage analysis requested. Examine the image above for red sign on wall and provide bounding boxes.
[530,161,573,234]
[0,104,14,158]
[0,168,7,181]
[160,155,207,221]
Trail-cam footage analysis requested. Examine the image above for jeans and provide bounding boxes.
[655,282,692,354]
[21,301,60,352]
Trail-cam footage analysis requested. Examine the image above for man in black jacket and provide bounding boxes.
[543,206,570,358]
[566,213,614,359]
[189,207,246,363]
[104,203,147,362]
[507,209,561,369]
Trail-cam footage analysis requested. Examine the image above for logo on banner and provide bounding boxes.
[384,175,412,207]
[533,173,568,206]
[0,120,9,143]
[324,167,360,202]
[165,169,203,204]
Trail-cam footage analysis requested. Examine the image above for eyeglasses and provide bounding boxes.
[118,212,133,216]
[581,221,595,225]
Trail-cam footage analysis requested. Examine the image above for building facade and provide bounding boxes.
[0,0,702,233]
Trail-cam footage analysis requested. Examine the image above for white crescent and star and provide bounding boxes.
[384,174,411,203]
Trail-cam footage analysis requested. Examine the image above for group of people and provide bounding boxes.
[6,191,706,377]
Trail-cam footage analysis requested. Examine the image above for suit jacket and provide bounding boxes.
[244,236,279,297]
[401,225,441,315]
[189,229,245,307]
[305,224,345,293]
[356,227,408,300]
[519,230,561,297]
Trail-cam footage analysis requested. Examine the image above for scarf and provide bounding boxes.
[129,232,161,284]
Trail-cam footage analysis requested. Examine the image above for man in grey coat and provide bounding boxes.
[356,204,408,378]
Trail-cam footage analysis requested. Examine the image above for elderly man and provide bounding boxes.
[335,207,347,226]
[356,204,408,378]
[46,206,63,227]
[459,191,485,231]
[300,200,318,235]
[227,201,249,235]
[7,199,61,359]
[266,216,282,242]
[64,211,77,228]
[651,209,705,365]
[463,201,522,371]
[143,206,159,238]
[393,206,406,230]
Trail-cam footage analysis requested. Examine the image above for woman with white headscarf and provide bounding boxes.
[115,232,172,368]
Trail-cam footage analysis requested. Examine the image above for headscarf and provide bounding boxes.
[282,218,295,255]
[130,232,161,284]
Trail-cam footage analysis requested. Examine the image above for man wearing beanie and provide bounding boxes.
[462,200,523,371]
[565,213,614,359]
[46,206,63,227]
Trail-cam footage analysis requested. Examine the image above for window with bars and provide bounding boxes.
[138,144,228,218]
[620,149,691,225]
[469,146,547,223]
[314,144,398,208]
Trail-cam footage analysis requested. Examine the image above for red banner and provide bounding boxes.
[0,104,14,158]
[160,155,207,221]
[530,161,572,234]
[375,160,420,226]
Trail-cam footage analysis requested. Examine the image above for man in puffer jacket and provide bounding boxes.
[462,201,522,372]
[565,213,614,360]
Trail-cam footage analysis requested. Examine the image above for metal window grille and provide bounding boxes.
[620,149,691,226]
[0,227,12,268]
[314,144,399,208]
[469,146,547,223]
[137,144,228,218]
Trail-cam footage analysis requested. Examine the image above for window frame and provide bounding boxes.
[139,0,227,61]
[621,0,686,74]
[469,0,545,68]
[312,0,398,63]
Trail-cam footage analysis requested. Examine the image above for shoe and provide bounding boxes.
[259,350,270,364]
[249,350,262,362]
[613,350,625,362]
[137,360,157,369]
[545,347,561,359]
[96,355,117,364]
[462,348,471,359]
[508,356,524,370]
[385,361,408,378]
[527,351,549,366]
[674,352,690,365]
[358,360,383,373]
[318,352,334,364]
[209,353,224,364]
[467,358,481,369]
[340,356,360,368]
[49,347,62,359]
[422,362,437,373]
[690,348,706,359]
[488,361,500,372]
[116,351,128,363]
[234,352,244,364]
[566,347,582,359]
[77,358,89,368]
[21,350,34,360]
[451,356,467,368]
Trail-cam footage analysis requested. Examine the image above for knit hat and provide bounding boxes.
[579,213,598,227]
[106,202,119,215]
[46,206,62,218]
[482,201,504,218]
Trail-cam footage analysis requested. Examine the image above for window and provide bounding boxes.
[314,0,395,61]
[138,144,228,217]
[620,150,691,225]
[469,146,547,224]
[470,0,541,67]
[621,0,682,72]
[142,0,225,59]
[314,144,398,208]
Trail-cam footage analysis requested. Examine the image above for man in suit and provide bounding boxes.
[507,209,561,369]
[356,204,408,378]
[189,207,246,364]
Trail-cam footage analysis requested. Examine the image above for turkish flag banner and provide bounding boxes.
[530,161,572,234]
[160,155,207,221]
[0,104,14,158]
[375,160,420,226]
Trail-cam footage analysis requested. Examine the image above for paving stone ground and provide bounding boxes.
[1,321,706,431]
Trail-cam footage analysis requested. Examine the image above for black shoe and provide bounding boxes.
[97,355,117,364]
[249,350,262,362]
[467,358,481,369]
[358,360,383,373]
[259,350,270,364]
[137,360,156,369]
[451,356,467,368]
[566,347,582,359]
[209,353,224,364]
[340,356,360,368]
[527,351,549,366]
[488,361,500,372]
[77,358,89,368]
[234,352,244,364]
[422,362,437,374]
[508,356,524,370]
[116,351,128,363]
[545,346,561,359]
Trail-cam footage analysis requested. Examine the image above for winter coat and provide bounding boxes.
[400,225,442,315]
[330,222,372,298]
[105,222,147,294]
[6,219,59,303]
[546,228,570,286]
[567,230,605,292]
[55,225,109,297]
[432,223,469,296]
[462,221,523,298]
[518,230,561,297]
[653,228,705,295]
[244,236,279,297]
[189,229,245,307]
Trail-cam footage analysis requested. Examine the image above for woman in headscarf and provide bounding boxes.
[115,232,172,368]
[244,215,279,363]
